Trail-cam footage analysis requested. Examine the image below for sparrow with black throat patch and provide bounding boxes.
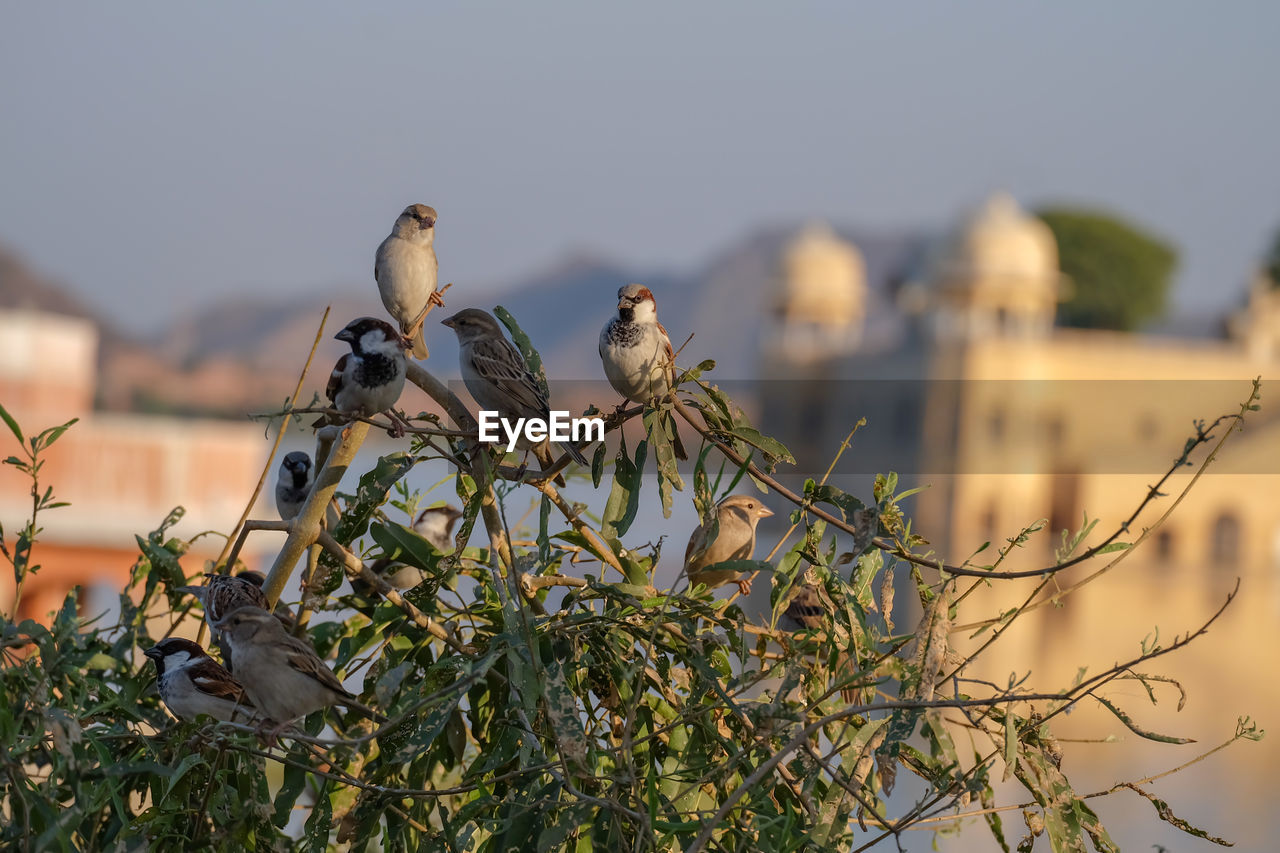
[214,606,385,738]
[275,450,341,529]
[441,308,589,484]
[313,317,410,437]
[144,637,257,724]
[599,284,687,460]
[683,494,774,595]
[376,203,442,359]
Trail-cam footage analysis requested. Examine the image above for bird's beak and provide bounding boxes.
[143,646,161,661]
[441,315,456,329]
[759,506,775,519]
[335,329,355,343]
[420,216,435,229]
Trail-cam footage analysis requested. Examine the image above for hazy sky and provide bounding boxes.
[2,2,1277,334]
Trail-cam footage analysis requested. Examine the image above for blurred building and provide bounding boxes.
[0,308,267,622]
[760,193,1280,799]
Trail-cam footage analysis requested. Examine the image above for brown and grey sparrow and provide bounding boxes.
[683,494,774,595]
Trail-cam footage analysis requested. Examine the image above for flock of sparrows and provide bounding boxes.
[145,203,836,735]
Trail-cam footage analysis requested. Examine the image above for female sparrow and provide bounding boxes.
[359,504,464,593]
[214,606,384,730]
[144,637,257,723]
[177,571,293,672]
[683,494,774,595]
[314,317,410,437]
[376,203,441,359]
[441,308,589,481]
[599,284,687,459]
[779,570,859,703]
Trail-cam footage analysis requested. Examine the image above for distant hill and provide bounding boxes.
[0,225,924,417]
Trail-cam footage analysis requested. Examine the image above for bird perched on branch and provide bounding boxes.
[275,451,341,528]
[177,571,294,673]
[275,451,316,521]
[376,203,441,359]
[359,504,463,592]
[314,317,409,437]
[144,637,257,723]
[214,606,385,735]
[779,569,859,702]
[683,494,774,595]
[599,284,687,460]
[442,308,589,484]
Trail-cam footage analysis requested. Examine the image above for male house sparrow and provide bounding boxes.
[599,284,687,459]
[361,504,463,592]
[683,494,774,595]
[144,637,257,723]
[314,317,410,436]
[441,308,589,482]
[376,203,442,359]
[276,451,316,521]
[214,606,384,730]
[275,450,342,528]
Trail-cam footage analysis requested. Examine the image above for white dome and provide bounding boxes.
[942,192,1058,283]
[777,222,866,327]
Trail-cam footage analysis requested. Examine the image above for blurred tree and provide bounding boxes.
[1264,221,1280,286]
[1038,208,1177,331]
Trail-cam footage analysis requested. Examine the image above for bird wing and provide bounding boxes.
[783,583,829,631]
[325,354,350,405]
[657,320,676,364]
[468,336,549,416]
[683,521,710,570]
[282,635,354,699]
[189,659,253,706]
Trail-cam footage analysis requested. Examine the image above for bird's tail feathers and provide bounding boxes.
[560,441,589,467]
[409,327,428,360]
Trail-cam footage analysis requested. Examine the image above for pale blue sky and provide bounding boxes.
[2,2,1277,333]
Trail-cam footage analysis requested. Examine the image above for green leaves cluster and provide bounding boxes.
[0,362,1259,851]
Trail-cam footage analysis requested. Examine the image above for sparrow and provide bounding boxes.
[376,203,442,359]
[360,504,463,592]
[599,284,687,459]
[313,317,410,437]
[275,451,342,528]
[683,494,774,595]
[276,451,315,521]
[177,571,294,672]
[779,570,859,703]
[441,308,589,482]
[214,606,384,731]
[144,637,257,724]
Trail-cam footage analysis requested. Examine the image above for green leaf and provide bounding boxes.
[591,439,607,488]
[601,438,646,540]
[33,419,78,452]
[0,404,23,444]
[369,519,443,569]
[1119,783,1233,846]
[1093,695,1194,743]
[727,426,794,467]
[645,407,683,518]
[494,305,549,400]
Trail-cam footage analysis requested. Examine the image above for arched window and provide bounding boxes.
[1210,513,1241,567]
